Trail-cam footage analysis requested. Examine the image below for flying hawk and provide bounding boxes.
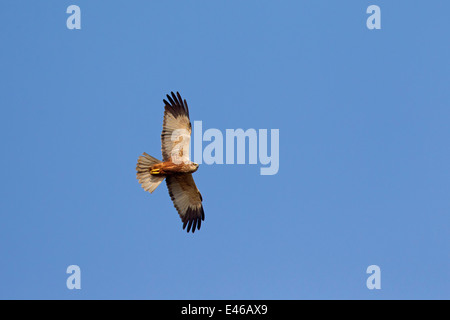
[136,92,205,233]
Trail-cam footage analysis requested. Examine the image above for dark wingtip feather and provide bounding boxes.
[186,219,193,233]
[176,92,183,108]
[181,207,204,233]
[184,99,190,118]
[163,91,190,119]
[166,93,176,106]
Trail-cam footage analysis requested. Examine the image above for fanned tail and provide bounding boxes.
[136,152,165,193]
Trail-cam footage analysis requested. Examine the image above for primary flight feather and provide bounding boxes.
[136,92,204,233]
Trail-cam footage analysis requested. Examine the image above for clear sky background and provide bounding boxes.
[0,1,449,299]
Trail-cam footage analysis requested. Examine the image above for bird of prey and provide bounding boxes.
[136,92,205,233]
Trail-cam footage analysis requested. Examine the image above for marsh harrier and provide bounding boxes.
[136,92,204,233]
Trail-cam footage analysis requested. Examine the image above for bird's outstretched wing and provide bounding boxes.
[166,174,204,233]
[161,92,192,163]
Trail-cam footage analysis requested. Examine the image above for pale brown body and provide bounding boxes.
[150,161,199,175]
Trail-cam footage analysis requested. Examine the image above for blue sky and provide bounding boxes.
[0,1,449,299]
